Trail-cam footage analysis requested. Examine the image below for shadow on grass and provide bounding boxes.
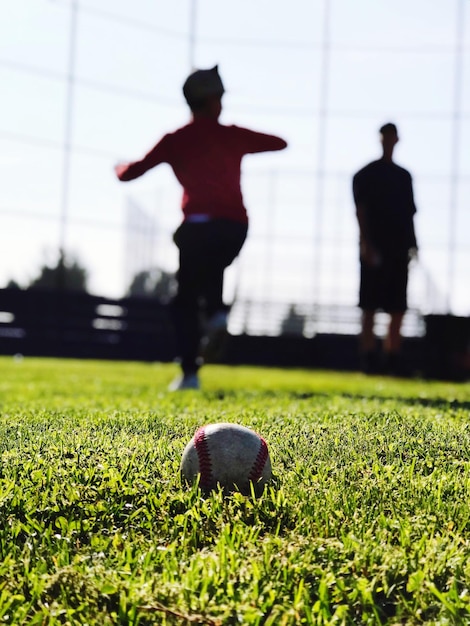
[205,389,470,412]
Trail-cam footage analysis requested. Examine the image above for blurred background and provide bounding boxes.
[1,0,469,338]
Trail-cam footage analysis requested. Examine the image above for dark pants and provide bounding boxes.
[171,219,248,374]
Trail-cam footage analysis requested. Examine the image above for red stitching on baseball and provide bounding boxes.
[194,426,212,487]
[249,436,268,482]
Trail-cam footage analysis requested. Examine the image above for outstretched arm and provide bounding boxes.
[235,127,288,154]
[115,136,169,182]
[251,132,287,153]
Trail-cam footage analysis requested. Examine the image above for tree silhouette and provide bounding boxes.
[127,268,176,301]
[28,250,88,292]
[280,304,306,336]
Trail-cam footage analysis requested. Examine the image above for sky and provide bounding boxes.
[1,0,469,317]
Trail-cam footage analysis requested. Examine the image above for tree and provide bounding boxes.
[127,268,176,301]
[280,304,306,336]
[28,250,88,292]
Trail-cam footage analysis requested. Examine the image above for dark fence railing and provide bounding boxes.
[0,289,468,380]
[0,288,176,361]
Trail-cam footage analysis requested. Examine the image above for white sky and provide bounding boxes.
[1,0,469,315]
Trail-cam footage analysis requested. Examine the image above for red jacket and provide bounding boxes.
[117,117,287,224]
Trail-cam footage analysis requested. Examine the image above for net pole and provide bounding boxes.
[189,0,197,69]
[447,0,465,312]
[312,0,331,329]
[58,0,78,288]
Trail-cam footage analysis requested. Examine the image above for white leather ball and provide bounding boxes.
[180,422,272,496]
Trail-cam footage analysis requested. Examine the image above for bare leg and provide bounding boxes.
[361,310,376,352]
[359,310,380,373]
[382,311,408,376]
[384,312,405,354]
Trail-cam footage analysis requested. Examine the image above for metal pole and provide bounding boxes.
[312,0,331,327]
[447,0,464,312]
[189,0,197,69]
[265,169,278,304]
[58,0,78,287]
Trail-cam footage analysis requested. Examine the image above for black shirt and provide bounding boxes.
[353,158,417,254]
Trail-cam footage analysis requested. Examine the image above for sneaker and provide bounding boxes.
[206,310,228,333]
[168,372,200,391]
[201,311,229,363]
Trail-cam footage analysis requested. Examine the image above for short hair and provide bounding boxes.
[379,122,398,135]
[183,65,225,109]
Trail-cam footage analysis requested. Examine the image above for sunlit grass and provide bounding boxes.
[0,357,469,624]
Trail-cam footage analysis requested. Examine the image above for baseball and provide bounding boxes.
[180,422,272,496]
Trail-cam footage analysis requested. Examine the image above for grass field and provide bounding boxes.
[0,356,469,625]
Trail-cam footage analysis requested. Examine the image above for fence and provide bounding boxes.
[0,288,176,362]
[0,288,468,380]
[1,1,469,320]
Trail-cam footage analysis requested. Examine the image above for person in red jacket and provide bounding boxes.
[115,66,287,390]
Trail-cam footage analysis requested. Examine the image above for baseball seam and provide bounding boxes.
[249,436,269,482]
[194,426,212,487]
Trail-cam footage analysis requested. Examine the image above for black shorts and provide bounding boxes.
[173,219,248,269]
[172,218,248,314]
[359,255,409,313]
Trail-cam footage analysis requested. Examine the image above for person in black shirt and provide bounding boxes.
[352,123,418,374]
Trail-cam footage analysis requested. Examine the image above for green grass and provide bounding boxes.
[0,356,469,625]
